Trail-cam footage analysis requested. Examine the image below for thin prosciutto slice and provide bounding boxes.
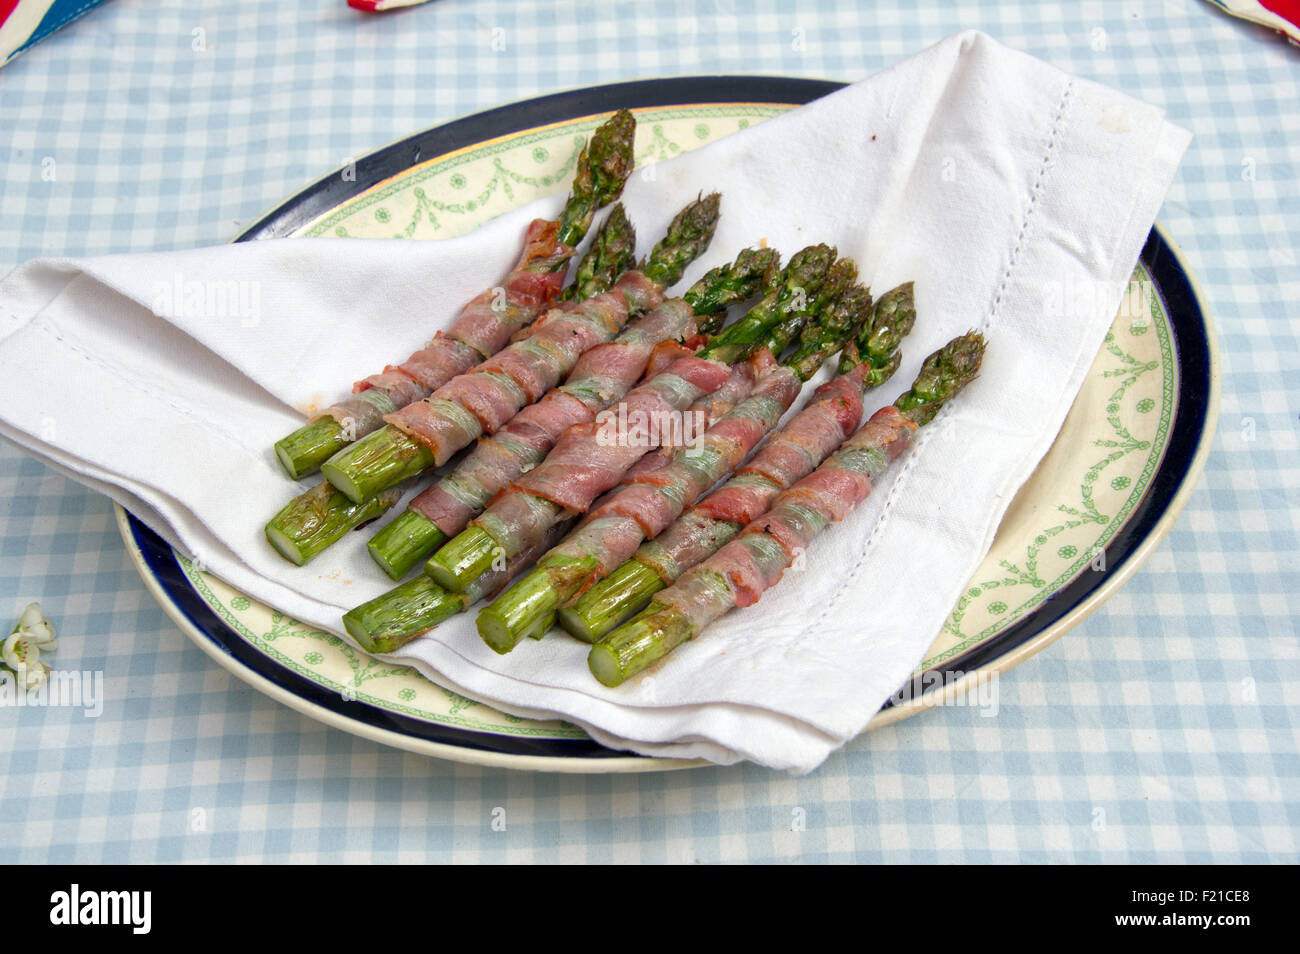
[653,405,916,630]
[635,366,869,584]
[620,348,777,482]
[382,270,663,466]
[533,360,812,595]
[469,354,734,561]
[320,218,572,436]
[406,298,699,538]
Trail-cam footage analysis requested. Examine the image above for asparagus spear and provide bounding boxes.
[321,194,720,504]
[588,331,986,687]
[272,110,636,479]
[561,282,917,639]
[364,245,781,580]
[426,245,838,602]
[477,268,872,652]
[263,206,637,566]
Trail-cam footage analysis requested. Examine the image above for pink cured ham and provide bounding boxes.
[393,335,482,391]
[689,371,863,526]
[514,355,731,512]
[652,404,919,631]
[405,298,698,537]
[471,354,731,559]
[535,363,804,589]
[642,340,695,380]
[621,348,776,481]
[633,373,866,584]
[383,271,663,466]
[323,369,439,437]
[321,218,570,433]
[436,218,573,358]
[406,391,590,536]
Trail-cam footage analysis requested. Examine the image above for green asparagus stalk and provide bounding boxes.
[477,272,872,651]
[754,257,860,357]
[274,417,352,482]
[342,575,467,653]
[317,426,437,508]
[320,195,716,505]
[589,331,987,686]
[561,203,640,304]
[273,109,636,479]
[840,281,915,384]
[343,517,577,653]
[694,244,837,365]
[265,481,406,567]
[682,247,782,334]
[364,245,781,581]
[562,282,916,641]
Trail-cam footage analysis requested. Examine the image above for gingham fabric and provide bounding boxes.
[0,0,1295,864]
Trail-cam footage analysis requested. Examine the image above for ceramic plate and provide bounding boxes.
[119,77,1218,771]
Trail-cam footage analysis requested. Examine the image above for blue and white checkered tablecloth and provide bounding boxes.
[0,0,1296,864]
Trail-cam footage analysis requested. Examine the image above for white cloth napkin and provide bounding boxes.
[0,31,1189,773]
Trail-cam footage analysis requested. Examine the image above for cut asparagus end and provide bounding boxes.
[367,510,448,581]
[585,603,676,686]
[321,425,436,504]
[427,527,500,593]
[558,559,666,643]
[476,608,517,655]
[265,525,308,567]
[589,602,692,686]
[342,576,467,654]
[477,569,567,653]
[265,481,399,566]
[274,416,347,480]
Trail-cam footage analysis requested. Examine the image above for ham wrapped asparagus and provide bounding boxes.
[338,244,839,651]
[425,245,839,599]
[562,282,917,640]
[320,194,721,504]
[588,331,987,687]
[268,242,775,570]
[364,246,781,579]
[272,109,636,479]
[477,267,879,651]
[264,206,638,566]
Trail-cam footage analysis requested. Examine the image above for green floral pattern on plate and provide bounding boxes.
[174,105,1178,738]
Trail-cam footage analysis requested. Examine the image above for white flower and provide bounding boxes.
[20,661,50,691]
[14,601,55,650]
[2,631,39,671]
